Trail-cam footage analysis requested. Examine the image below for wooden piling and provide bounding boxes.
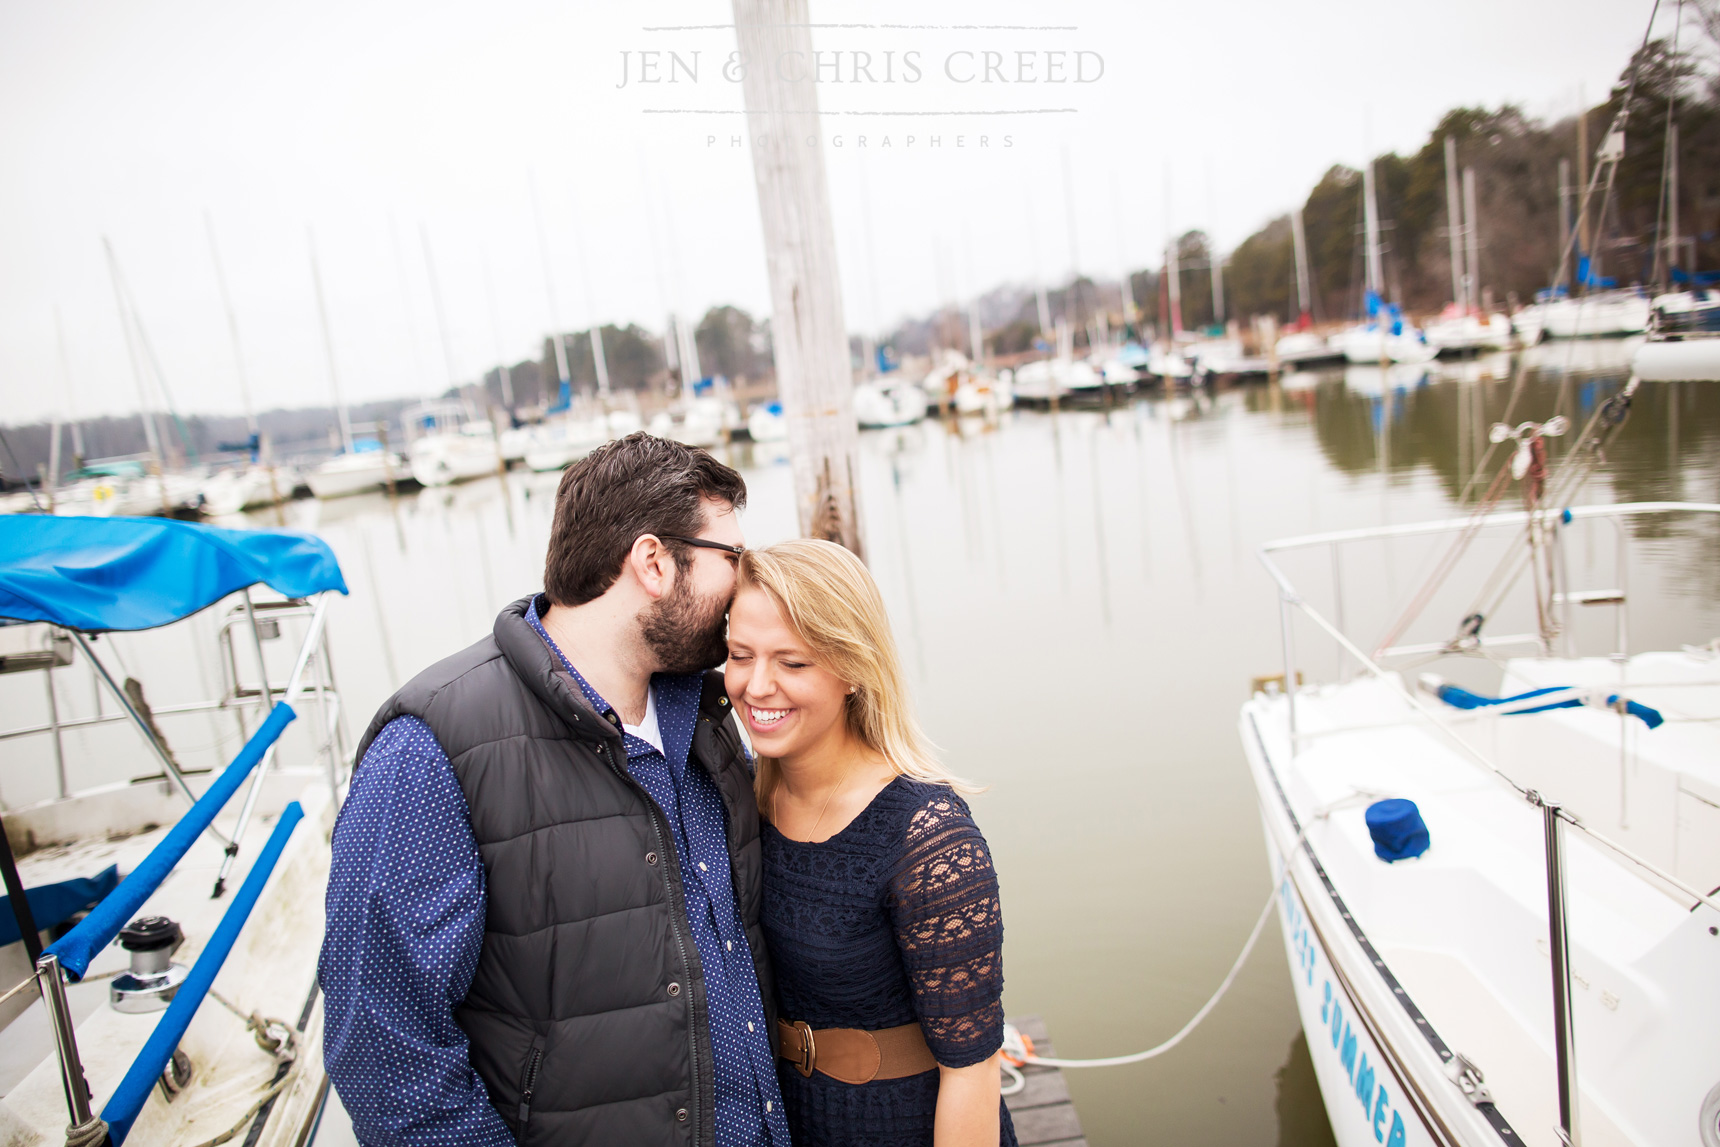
[1005,1014,1088,1147]
[734,0,866,557]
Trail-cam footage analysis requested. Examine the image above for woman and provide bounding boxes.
[725,538,1016,1147]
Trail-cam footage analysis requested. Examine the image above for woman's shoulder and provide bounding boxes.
[865,777,988,854]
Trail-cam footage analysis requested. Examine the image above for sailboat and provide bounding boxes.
[198,215,291,516]
[1332,162,1435,365]
[1276,207,1343,367]
[303,232,401,500]
[1423,143,1514,356]
[1631,109,1720,380]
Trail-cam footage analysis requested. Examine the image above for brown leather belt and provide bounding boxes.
[776,1019,938,1085]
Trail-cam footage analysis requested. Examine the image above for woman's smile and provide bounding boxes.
[747,704,795,732]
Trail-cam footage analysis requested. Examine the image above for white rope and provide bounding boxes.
[1005,887,1277,1070]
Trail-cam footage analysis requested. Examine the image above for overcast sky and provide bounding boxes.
[0,0,1661,426]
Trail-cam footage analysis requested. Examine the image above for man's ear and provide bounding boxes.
[627,534,676,601]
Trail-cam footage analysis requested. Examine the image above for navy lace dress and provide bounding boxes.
[761,777,1017,1147]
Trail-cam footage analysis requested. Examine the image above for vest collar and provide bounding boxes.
[494,595,621,745]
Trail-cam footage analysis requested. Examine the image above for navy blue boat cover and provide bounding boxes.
[0,515,347,632]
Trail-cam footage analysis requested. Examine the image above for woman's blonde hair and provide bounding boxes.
[734,538,980,813]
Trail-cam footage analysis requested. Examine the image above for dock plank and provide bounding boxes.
[1003,1014,1085,1147]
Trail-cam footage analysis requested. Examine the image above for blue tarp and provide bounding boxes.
[0,516,347,632]
[0,865,119,947]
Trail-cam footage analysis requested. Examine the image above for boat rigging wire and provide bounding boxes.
[1455,0,1662,505]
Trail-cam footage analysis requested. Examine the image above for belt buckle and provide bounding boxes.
[792,1020,817,1078]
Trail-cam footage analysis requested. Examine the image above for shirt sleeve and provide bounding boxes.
[886,790,1006,1069]
[318,716,511,1147]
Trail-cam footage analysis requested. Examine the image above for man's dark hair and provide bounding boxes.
[543,432,747,606]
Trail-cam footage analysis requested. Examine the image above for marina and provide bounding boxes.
[6,343,1713,1144]
[3,1,1718,1143]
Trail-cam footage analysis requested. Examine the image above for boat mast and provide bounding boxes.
[1290,207,1313,325]
[677,315,701,400]
[101,238,167,469]
[53,307,85,468]
[1210,240,1226,327]
[1667,122,1680,288]
[204,212,257,436]
[481,251,514,410]
[1164,167,1183,334]
[1557,159,1573,291]
[734,0,864,554]
[307,228,355,454]
[566,191,613,402]
[419,224,462,395]
[1361,160,1385,305]
[1444,136,1466,310]
[529,175,574,408]
[1463,168,1480,311]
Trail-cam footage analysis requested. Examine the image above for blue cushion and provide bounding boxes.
[1365,800,1430,862]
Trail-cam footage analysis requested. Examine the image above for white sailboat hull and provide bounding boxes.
[853,382,928,428]
[1632,336,1720,381]
[408,432,500,488]
[306,454,398,499]
[1530,293,1651,340]
[1242,653,1720,1147]
[1335,325,1437,365]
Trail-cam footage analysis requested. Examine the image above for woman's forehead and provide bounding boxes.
[729,589,801,641]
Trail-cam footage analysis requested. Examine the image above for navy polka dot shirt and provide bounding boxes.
[317,602,787,1147]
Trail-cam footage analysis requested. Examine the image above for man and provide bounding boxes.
[320,434,788,1147]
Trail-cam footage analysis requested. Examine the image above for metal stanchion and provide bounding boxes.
[1534,792,1582,1146]
[1280,592,1300,747]
[36,954,106,1144]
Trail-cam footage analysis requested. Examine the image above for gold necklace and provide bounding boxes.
[808,776,844,839]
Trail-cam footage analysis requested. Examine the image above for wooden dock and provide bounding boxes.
[1004,1014,1088,1147]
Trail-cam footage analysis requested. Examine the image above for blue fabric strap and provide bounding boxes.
[42,702,296,979]
[1433,682,1664,730]
[103,801,305,1145]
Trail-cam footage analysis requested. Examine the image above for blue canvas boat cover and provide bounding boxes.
[0,515,347,632]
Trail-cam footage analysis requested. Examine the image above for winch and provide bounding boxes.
[110,915,188,1013]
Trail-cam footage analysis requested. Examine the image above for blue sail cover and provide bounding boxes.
[0,516,347,632]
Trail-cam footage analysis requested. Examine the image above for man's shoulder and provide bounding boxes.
[395,633,510,714]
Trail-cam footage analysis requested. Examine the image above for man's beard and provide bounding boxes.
[641,572,731,674]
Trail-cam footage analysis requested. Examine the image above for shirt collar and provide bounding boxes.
[526,594,703,769]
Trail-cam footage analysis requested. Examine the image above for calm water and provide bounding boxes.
[12,342,1718,1145]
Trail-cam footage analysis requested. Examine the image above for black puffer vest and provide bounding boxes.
[352,595,774,1146]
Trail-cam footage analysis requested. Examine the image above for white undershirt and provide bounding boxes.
[623,684,665,756]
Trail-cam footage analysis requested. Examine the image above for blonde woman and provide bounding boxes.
[725,539,1015,1147]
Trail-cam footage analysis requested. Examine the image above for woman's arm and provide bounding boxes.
[886,791,1010,1146]
[934,1052,1003,1147]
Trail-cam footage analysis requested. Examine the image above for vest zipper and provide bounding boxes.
[599,741,704,1146]
[517,1040,545,1127]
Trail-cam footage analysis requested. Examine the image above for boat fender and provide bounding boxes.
[1364,799,1430,862]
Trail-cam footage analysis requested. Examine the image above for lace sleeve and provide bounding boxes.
[887,790,1005,1069]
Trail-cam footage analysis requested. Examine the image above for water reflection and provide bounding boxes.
[1274,1033,1337,1147]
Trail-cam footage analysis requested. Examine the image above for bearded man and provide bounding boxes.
[320,434,790,1147]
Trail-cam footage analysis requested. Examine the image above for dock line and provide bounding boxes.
[1003,816,1312,1088]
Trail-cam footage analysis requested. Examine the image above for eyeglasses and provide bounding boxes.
[656,534,746,557]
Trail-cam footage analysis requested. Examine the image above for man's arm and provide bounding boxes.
[318,716,511,1147]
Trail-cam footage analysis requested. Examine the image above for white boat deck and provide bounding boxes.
[1244,652,1720,1147]
[0,785,333,1146]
